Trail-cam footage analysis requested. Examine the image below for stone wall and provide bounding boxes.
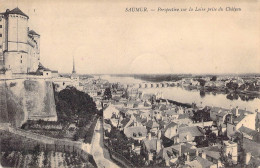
[0,78,57,127]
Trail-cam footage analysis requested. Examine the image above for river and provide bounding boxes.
[99,75,260,112]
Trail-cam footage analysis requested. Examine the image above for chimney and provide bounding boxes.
[157,130,161,139]
[235,106,239,116]
[201,151,206,159]
[179,145,182,157]
[148,133,151,140]
[230,105,232,111]
[156,140,161,153]
[186,152,190,162]
[230,114,233,124]
[245,152,251,165]
[131,143,135,150]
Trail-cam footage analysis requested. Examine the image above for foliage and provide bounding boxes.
[197,79,206,87]
[226,81,239,91]
[200,90,206,98]
[122,89,129,99]
[103,88,112,100]
[219,146,230,167]
[210,76,217,81]
[54,86,97,123]
[29,145,41,167]
[42,150,50,167]
[192,108,211,123]
[194,136,208,147]
[208,132,217,145]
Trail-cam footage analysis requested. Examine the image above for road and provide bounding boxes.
[91,119,119,168]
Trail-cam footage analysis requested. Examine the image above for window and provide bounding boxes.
[0,45,2,49]
[0,25,2,28]
[21,55,22,58]
[0,34,2,37]
[20,60,22,63]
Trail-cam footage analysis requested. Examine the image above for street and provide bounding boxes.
[91,119,119,168]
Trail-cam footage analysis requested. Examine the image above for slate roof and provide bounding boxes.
[178,126,204,137]
[120,118,130,128]
[164,109,178,116]
[6,7,29,18]
[157,146,178,160]
[133,113,147,125]
[146,120,159,129]
[28,30,40,36]
[171,143,196,155]
[178,113,190,119]
[124,126,147,139]
[216,111,229,117]
[164,122,178,132]
[248,156,260,166]
[239,126,259,137]
[231,108,253,116]
[188,156,215,168]
[198,146,221,160]
[143,138,161,152]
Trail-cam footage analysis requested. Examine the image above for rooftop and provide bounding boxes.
[178,126,204,137]
[238,126,259,137]
[29,30,40,36]
[3,7,29,18]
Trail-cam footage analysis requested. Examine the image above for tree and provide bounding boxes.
[122,89,129,99]
[194,136,208,147]
[30,145,41,167]
[55,86,98,122]
[200,90,206,98]
[42,150,49,167]
[177,154,186,166]
[103,88,112,100]
[208,132,217,145]
[210,76,217,81]
[219,146,230,167]
[198,79,206,87]
[226,81,239,91]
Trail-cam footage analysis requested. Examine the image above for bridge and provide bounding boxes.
[124,82,174,89]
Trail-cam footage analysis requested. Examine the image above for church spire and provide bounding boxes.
[72,56,76,74]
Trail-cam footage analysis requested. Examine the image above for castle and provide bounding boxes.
[0,8,40,74]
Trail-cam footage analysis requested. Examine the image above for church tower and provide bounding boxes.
[71,56,78,81]
[72,56,76,74]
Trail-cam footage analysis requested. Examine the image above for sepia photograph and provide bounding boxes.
[0,0,260,167]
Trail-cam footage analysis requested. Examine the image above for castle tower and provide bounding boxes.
[0,7,41,74]
[1,8,29,73]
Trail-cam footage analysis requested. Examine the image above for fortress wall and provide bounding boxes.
[0,79,57,127]
[0,81,8,123]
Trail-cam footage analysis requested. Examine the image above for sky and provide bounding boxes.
[1,0,260,74]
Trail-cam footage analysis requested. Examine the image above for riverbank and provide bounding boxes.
[181,85,260,100]
[159,98,192,108]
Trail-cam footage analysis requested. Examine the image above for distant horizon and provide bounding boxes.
[60,72,260,76]
[1,0,259,74]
